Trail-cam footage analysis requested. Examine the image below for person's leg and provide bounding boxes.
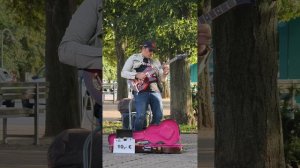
[133,92,149,131]
[149,92,163,125]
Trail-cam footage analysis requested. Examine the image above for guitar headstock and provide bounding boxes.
[166,53,190,65]
[236,0,255,5]
[175,53,189,60]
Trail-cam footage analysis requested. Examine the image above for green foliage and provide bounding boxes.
[0,0,45,80]
[103,30,117,82]
[191,83,198,112]
[286,137,300,164]
[103,121,122,134]
[155,17,197,63]
[103,120,197,134]
[1,0,86,80]
[3,0,45,31]
[278,0,300,22]
[179,123,197,134]
[103,0,199,82]
[281,102,300,166]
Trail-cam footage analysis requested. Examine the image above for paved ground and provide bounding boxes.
[102,98,214,168]
[198,129,214,168]
[0,97,214,168]
[103,130,214,168]
[103,134,197,168]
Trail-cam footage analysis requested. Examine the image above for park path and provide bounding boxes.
[0,97,214,168]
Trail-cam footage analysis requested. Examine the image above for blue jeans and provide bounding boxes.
[133,92,163,131]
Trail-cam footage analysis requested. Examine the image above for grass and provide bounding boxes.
[179,124,197,134]
[103,120,197,134]
[103,120,122,134]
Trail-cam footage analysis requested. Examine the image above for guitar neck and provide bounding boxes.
[165,56,179,66]
[199,0,238,24]
[147,54,187,75]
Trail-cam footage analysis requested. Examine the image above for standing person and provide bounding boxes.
[121,41,170,131]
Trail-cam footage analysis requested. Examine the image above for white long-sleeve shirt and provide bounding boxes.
[58,0,103,69]
[121,53,167,82]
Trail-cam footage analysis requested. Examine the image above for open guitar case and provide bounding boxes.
[108,118,183,154]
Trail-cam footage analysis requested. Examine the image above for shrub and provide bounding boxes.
[281,102,300,167]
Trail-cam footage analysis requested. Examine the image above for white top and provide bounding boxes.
[121,53,166,82]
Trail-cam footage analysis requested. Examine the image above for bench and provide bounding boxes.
[0,82,48,145]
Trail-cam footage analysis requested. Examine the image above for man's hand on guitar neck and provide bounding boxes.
[198,24,212,56]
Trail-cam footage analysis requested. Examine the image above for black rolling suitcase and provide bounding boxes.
[118,98,149,129]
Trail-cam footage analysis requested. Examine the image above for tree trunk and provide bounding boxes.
[45,0,80,136]
[197,0,214,132]
[114,31,128,100]
[213,0,285,167]
[17,66,26,82]
[159,57,170,99]
[170,58,194,125]
[161,81,170,98]
[198,65,214,128]
[170,5,195,125]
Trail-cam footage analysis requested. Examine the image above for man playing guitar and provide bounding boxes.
[121,41,170,131]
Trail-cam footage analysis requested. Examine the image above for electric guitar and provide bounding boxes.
[128,53,189,93]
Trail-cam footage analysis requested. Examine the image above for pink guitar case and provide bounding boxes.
[108,119,183,154]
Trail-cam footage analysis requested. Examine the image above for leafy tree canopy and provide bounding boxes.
[278,0,300,22]
[0,0,45,79]
[103,0,198,81]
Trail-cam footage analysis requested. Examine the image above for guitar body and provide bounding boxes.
[129,66,158,92]
[108,119,183,154]
[144,67,159,82]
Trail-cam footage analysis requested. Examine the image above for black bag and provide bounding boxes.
[117,98,135,114]
[118,98,148,129]
[118,98,135,129]
[47,128,102,168]
[121,113,135,129]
